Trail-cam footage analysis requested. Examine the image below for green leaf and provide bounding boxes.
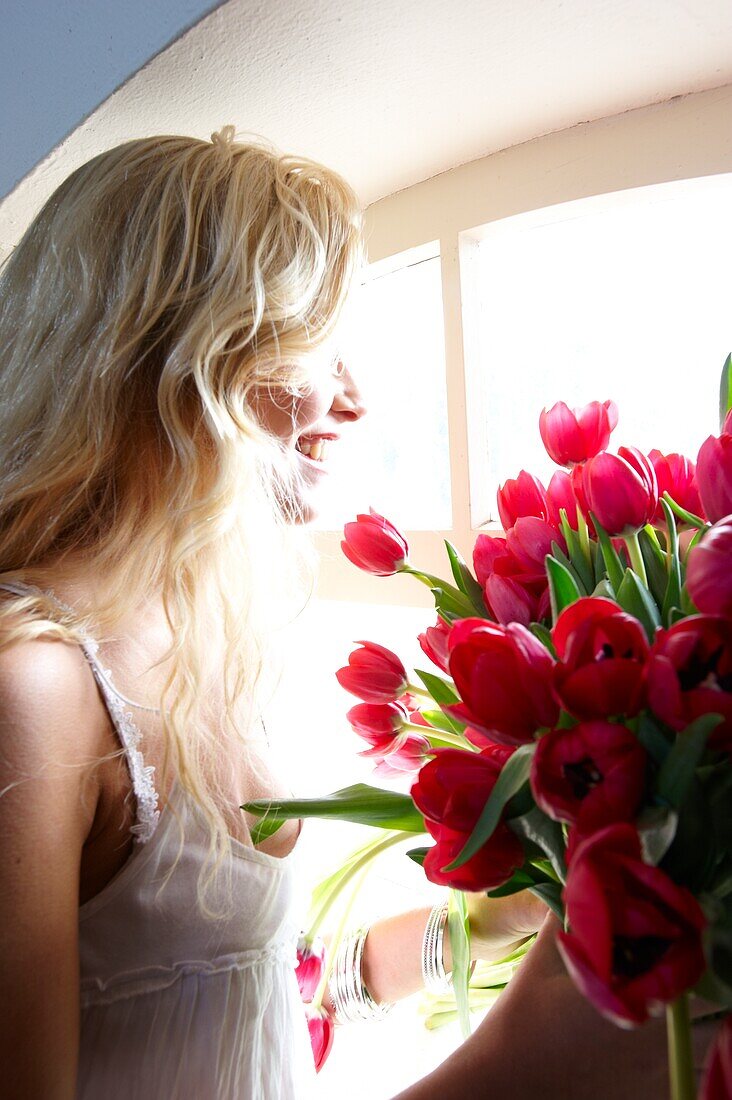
[545,555,582,624]
[636,712,673,765]
[662,492,707,530]
[591,514,625,593]
[638,527,668,609]
[656,715,723,810]
[529,622,557,657]
[243,783,427,844]
[407,846,428,867]
[508,805,567,884]
[549,542,588,596]
[660,497,682,625]
[693,967,732,1010]
[615,569,661,642]
[529,881,565,922]
[444,540,489,615]
[448,890,472,1039]
[720,352,732,430]
[443,744,535,871]
[637,805,678,865]
[430,586,477,622]
[414,668,459,706]
[486,863,552,898]
[419,708,466,735]
[559,516,595,594]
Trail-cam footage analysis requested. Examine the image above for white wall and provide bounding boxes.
[1,0,220,199]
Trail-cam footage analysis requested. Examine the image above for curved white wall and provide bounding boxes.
[1,0,220,199]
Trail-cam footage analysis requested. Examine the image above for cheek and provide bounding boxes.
[294,383,335,430]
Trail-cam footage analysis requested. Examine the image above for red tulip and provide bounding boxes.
[700,1015,732,1100]
[295,935,326,1002]
[556,824,707,1027]
[552,597,649,719]
[647,616,732,752]
[648,450,704,525]
[473,533,509,586]
[581,447,658,536]
[686,518,732,616]
[547,469,580,531]
[418,616,451,673]
[305,1004,335,1072]
[539,399,618,467]
[697,430,732,524]
[336,641,408,703]
[506,516,565,574]
[473,530,551,628]
[341,508,409,575]
[411,745,524,891]
[347,700,431,777]
[496,471,549,530]
[530,721,647,854]
[445,619,559,746]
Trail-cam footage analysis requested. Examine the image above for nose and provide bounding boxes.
[331,361,367,422]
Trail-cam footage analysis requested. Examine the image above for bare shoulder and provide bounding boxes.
[0,632,109,771]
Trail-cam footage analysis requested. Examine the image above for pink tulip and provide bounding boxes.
[473,531,551,627]
[686,517,732,616]
[418,617,451,673]
[336,641,408,703]
[295,935,326,1002]
[341,508,409,575]
[496,471,548,530]
[506,517,565,574]
[581,447,658,536]
[546,469,579,530]
[305,1004,335,1072]
[696,431,732,523]
[539,399,618,467]
[648,449,704,524]
[347,700,430,776]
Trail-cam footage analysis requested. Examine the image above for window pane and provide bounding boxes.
[315,252,452,531]
[470,175,732,523]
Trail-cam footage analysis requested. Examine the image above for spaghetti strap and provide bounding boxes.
[0,580,160,843]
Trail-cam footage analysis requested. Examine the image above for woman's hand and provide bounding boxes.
[465,888,548,963]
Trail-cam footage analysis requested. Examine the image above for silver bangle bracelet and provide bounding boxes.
[421,900,452,993]
[328,926,393,1024]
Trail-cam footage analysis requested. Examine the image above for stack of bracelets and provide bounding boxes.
[328,900,452,1025]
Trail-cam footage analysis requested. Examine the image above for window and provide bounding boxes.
[315,243,451,532]
[463,174,732,526]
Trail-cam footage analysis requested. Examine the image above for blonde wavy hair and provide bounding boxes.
[0,127,363,903]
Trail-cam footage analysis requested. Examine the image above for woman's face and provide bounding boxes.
[253,346,366,522]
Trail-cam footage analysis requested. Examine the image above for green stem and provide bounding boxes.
[624,530,648,587]
[311,867,368,1011]
[402,722,474,752]
[305,830,407,942]
[666,994,696,1100]
[406,682,433,700]
[576,508,593,572]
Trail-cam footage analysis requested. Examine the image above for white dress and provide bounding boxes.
[2,583,317,1100]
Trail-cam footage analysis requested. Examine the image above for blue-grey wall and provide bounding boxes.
[1,0,222,199]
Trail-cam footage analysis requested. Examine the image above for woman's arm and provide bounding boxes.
[392,915,671,1100]
[0,638,104,1100]
[324,888,546,1010]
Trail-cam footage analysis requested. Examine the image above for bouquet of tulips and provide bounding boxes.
[246,359,732,1098]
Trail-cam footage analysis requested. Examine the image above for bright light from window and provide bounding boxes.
[468,175,732,524]
[315,247,452,531]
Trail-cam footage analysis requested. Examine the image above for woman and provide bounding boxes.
[0,128,546,1099]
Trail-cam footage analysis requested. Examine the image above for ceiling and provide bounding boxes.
[3,0,732,252]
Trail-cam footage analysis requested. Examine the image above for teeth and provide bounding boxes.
[297,438,328,461]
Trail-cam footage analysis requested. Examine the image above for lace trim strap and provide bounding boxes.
[0,580,160,844]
